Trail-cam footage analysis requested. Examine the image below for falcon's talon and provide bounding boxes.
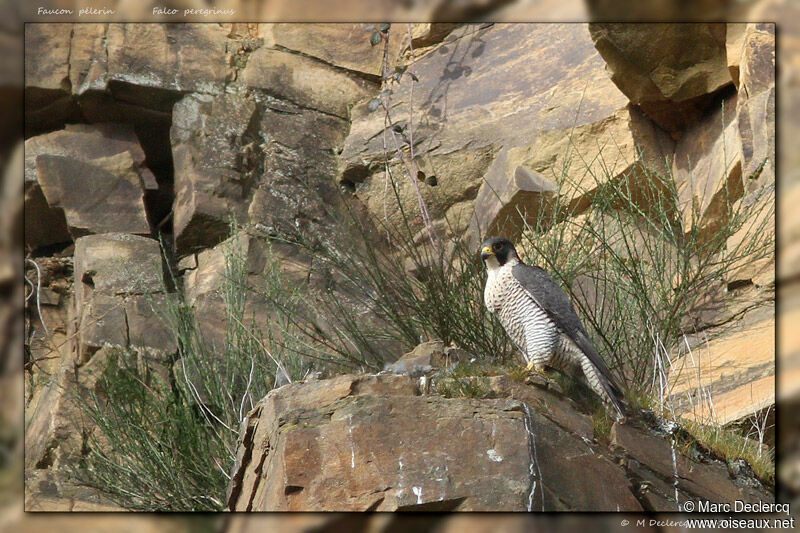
[524,364,552,389]
[525,363,549,376]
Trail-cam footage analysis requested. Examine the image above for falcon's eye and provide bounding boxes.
[492,242,503,252]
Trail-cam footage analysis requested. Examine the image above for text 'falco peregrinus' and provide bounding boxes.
[480,237,626,421]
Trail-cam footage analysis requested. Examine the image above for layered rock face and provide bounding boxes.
[226,373,771,511]
[22,22,773,511]
[600,23,776,427]
[342,22,774,427]
[23,22,371,509]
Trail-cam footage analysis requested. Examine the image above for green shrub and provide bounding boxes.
[254,187,515,373]
[74,352,229,511]
[515,150,773,398]
[72,235,302,511]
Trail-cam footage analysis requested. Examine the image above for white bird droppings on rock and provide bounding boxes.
[486,449,503,462]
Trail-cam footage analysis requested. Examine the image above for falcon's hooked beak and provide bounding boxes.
[480,246,494,260]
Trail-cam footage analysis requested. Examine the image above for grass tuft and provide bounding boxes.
[679,419,774,485]
[436,377,492,399]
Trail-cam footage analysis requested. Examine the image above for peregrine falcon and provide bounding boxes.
[480,237,626,421]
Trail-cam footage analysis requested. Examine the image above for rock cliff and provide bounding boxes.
[21,22,774,511]
[226,373,771,511]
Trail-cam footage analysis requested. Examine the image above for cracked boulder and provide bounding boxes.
[226,374,559,511]
[171,91,348,255]
[27,23,230,101]
[24,123,156,251]
[589,23,734,135]
[671,94,746,244]
[36,154,150,239]
[73,233,172,362]
[227,373,770,511]
[170,93,257,254]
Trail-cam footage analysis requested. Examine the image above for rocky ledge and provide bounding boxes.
[226,372,771,512]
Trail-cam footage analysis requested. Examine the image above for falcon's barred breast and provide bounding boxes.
[480,237,626,421]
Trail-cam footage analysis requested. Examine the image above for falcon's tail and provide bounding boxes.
[581,361,626,422]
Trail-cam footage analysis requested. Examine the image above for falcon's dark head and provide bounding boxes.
[480,237,519,268]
